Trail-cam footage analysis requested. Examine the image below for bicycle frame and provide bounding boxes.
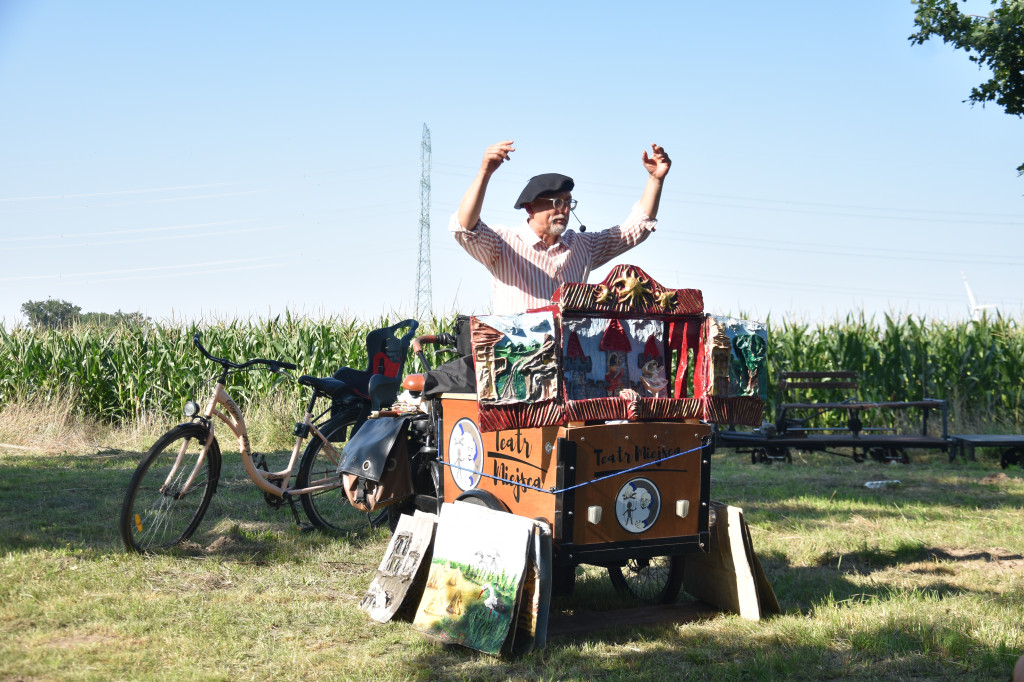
[166,380,346,500]
[121,332,394,554]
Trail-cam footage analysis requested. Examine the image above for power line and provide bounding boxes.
[0,219,250,243]
[3,225,284,253]
[432,163,1023,223]
[666,233,1024,266]
[0,256,281,283]
[0,182,233,202]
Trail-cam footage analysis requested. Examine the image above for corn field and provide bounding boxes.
[0,312,454,424]
[0,312,1021,431]
[768,313,1024,431]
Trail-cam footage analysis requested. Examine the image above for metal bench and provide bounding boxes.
[720,370,950,464]
[948,433,1024,467]
[775,370,948,462]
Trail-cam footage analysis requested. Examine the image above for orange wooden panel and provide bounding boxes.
[566,422,710,546]
[440,396,559,524]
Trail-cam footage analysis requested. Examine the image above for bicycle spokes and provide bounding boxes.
[120,425,220,553]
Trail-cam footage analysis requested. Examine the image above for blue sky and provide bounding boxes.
[1,0,1021,326]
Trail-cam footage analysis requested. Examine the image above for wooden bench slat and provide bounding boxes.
[781,400,946,410]
[779,371,857,379]
[781,381,859,390]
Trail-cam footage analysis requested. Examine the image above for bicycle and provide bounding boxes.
[119,321,418,552]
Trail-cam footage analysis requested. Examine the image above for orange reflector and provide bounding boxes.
[134,514,143,532]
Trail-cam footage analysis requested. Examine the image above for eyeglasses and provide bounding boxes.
[537,197,577,211]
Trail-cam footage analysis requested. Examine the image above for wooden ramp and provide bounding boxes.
[680,502,779,620]
[548,502,779,637]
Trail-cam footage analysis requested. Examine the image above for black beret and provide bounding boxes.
[513,173,574,209]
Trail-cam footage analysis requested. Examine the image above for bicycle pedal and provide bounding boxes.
[295,522,316,533]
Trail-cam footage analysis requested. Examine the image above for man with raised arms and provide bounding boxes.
[451,140,673,314]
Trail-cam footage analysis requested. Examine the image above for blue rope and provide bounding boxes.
[441,442,705,495]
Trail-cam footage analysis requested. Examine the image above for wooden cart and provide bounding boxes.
[419,265,767,601]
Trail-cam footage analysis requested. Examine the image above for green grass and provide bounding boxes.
[1,446,1022,680]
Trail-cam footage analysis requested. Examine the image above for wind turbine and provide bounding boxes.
[962,271,998,321]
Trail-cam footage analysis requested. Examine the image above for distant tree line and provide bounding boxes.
[20,298,149,330]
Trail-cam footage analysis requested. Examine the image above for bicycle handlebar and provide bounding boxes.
[192,334,297,373]
[411,333,458,372]
[411,333,457,354]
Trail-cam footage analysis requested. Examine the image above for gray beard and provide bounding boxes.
[546,221,567,237]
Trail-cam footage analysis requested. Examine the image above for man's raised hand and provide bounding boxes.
[642,143,671,180]
[481,140,515,175]
[458,140,514,230]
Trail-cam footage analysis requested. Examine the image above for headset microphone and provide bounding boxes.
[571,208,587,232]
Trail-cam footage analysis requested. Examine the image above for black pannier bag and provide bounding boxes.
[337,415,415,512]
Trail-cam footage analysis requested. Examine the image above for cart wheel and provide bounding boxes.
[383,498,417,531]
[873,447,908,464]
[751,448,770,465]
[551,562,577,597]
[853,449,866,463]
[607,555,684,604]
[454,489,509,512]
[1001,447,1023,470]
[766,447,791,464]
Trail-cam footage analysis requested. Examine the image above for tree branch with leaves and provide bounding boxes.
[909,0,1024,175]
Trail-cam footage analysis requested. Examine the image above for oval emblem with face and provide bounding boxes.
[615,477,661,533]
[448,418,484,491]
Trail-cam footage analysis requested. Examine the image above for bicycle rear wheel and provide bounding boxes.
[119,424,221,553]
[297,413,370,534]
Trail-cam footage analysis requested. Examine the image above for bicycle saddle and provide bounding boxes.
[298,375,352,399]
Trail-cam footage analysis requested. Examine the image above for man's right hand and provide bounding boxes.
[481,140,515,175]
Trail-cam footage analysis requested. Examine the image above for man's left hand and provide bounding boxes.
[642,143,671,180]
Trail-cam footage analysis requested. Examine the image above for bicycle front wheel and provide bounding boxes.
[119,424,222,553]
[297,413,370,534]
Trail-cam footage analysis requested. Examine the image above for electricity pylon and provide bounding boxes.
[415,124,432,319]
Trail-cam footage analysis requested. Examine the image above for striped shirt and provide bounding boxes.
[450,203,657,314]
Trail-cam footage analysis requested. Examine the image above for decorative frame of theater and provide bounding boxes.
[469,265,767,432]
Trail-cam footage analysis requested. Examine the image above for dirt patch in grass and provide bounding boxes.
[46,634,117,648]
[917,547,1024,578]
[161,526,280,562]
[927,546,1021,562]
[204,534,261,555]
[194,573,236,591]
[819,544,1023,578]
[980,472,1012,484]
